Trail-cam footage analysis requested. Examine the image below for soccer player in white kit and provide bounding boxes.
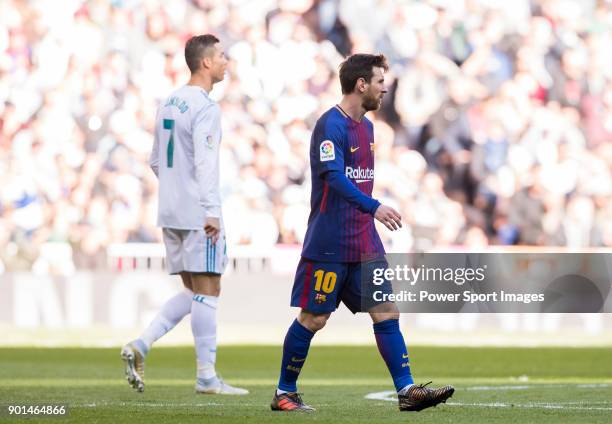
[121,34,247,395]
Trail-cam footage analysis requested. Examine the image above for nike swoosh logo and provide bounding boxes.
[402,354,409,359]
[291,357,306,362]
[350,146,359,153]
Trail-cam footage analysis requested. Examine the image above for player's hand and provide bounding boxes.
[204,217,220,244]
[374,204,402,231]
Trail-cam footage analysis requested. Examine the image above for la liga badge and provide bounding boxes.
[320,140,335,161]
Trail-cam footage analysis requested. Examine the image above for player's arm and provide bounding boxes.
[149,112,160,177]
[322,171,402,231]
[193,103,222,242]
[315,123,401,230]
[315,123,378,214]
[323,170,379,214]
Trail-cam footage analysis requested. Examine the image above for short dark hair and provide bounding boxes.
[184,34,220,73]
[339,54,388,94]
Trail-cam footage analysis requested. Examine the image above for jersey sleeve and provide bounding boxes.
[313,119,345,177]
[149,109,161,177]
[324,170,380,215]
[192,103,222,219]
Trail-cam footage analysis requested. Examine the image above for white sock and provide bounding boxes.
[398,383,414,394]
[191,294,218,380]
[138,289,193,352]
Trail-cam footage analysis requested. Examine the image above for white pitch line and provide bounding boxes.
[365,388,612,411]
[76,402,333,408]
[79,402,256,408]
[366,383,611,398]
[445,402,612,411]
[466,383,611,391]
[466,385,531,391]
[364,391,396,401]
[549,401,612,405]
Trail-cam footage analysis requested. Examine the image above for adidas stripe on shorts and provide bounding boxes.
[162,227,228,275]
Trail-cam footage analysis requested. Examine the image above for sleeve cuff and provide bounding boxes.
[203,205,221,218]
[368,199,381,216]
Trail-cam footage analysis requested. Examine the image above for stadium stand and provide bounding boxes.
[0,0,610,274]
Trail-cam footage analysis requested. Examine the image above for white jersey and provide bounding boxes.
[150,85,222,229]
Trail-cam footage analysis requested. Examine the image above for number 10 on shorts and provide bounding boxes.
[313,270,337,293]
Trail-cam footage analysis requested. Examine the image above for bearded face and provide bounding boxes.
[362,89,382,111]
[361,66,386,112]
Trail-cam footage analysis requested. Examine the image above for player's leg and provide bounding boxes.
[272,259,345,411]
[360,261,454,411]
[121,230,194,392]
[187,229,247,395]
[270,309,327,412]
[131,272,194,356]
[190,273,221,389]
[278,310,329,391]
[190,273,246,395]
[345,259,414,394]
[371,303,454,410]
[369,301,415,392]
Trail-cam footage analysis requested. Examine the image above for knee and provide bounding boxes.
[180,272,193,292]
[192,286,220,297]
[182,280,194,293]
[372,311,400,322]
[370,302,400,323]
[298,311,330,332]
[191,274,221,297]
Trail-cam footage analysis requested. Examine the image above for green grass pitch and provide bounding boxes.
[0,345,611,423]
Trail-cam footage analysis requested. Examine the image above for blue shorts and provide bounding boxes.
[290,257,393,314]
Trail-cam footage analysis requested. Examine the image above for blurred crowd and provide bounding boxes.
[1,0,611,272]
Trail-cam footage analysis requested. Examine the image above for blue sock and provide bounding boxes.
[277,319,314,392]
[373,319,414,392]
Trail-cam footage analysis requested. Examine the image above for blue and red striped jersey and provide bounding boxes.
[301,106,385,263]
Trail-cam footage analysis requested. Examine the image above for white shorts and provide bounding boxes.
[162,228,228,275]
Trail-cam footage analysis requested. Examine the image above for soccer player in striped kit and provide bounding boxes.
[271,54,453,412]
[121,34,247,396]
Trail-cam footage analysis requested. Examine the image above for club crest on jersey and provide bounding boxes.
[314,293,327,304]
[205,135,213,149]
[320,140,335,162]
